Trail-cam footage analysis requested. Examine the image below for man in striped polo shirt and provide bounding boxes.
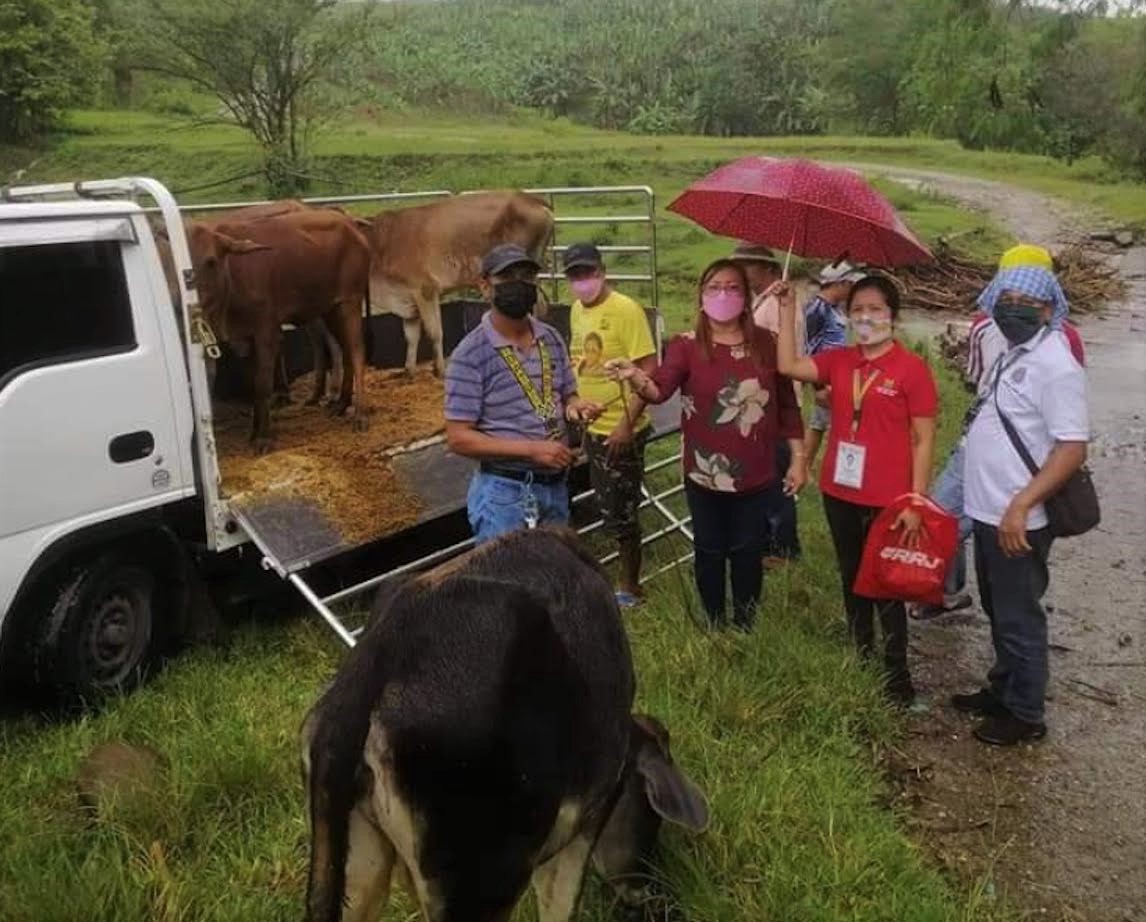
[445,243,603,544]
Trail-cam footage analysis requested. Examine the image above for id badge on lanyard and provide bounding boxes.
[833,367,880,490]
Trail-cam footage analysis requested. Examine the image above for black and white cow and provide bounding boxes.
[301,527,709,922]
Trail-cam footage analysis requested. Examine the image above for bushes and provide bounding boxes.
[0,0,106,141]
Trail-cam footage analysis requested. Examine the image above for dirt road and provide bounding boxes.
[862,167,1146,922]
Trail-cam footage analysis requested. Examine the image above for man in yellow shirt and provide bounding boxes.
[565,243,657,607]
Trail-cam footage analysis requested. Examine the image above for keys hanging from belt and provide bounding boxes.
[522,486,540,530]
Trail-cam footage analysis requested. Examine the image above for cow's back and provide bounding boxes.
[213,213,368,323]
[370,528,633,796]
[370,191,554,290]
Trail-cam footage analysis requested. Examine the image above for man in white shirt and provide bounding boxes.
[957,266,1089,746]
[915,246,1078,621]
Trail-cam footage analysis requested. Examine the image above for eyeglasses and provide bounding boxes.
[703,283,745,295]
[849,305,891,320]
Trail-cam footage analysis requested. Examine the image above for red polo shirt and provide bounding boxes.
[812,341,938,508]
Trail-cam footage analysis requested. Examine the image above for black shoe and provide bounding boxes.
[973,713,1047,746]
[951,688,1008,717]
[885,677,917,707]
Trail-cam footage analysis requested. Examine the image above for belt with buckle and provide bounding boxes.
[480,463,567,486]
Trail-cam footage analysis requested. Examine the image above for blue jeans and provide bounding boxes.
[973,521,1054,723]
[466,471,569,545]
[931,440,973,596]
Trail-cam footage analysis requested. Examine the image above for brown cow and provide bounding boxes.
[366,191,554,377]
[187,209,371,451]
[154,201,359,407]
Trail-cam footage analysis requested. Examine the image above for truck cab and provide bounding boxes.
[0,189,210,699]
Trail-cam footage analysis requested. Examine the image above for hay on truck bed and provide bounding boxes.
[215,366,446,545]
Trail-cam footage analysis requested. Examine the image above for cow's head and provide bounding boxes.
[594,713,709,905]
[185,223,269,332]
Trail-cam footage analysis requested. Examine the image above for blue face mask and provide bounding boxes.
[993,300,1045,346]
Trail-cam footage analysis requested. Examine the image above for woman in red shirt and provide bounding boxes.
[775,274,937,704]
[607,259,805,630]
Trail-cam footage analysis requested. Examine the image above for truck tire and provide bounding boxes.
[34,553,159,702]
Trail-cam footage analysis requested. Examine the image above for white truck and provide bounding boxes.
[0,177,688,703]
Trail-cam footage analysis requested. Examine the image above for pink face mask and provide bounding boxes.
[570,276,604,304]
[701,290,745,322]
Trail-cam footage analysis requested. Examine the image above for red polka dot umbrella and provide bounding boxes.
[667,156,933,268]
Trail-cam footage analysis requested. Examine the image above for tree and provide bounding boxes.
[135,0,373,193]
[0,0,106,141]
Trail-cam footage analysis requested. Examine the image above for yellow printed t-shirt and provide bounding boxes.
[570,290,656,436]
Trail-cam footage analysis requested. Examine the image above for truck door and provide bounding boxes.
[0,218,194,543]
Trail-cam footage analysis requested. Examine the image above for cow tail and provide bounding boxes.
[362,274,374,366]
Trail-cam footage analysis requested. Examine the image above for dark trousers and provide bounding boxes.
[762,440,801,560]
[822,493,911,688]
[973,520,1054,723]
[684,480,770,629]
[584,427,649,541]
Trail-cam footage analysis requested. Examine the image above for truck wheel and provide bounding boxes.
[37,555,158,701]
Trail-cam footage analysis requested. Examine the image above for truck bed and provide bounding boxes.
[223,394,682,574]
[215,299,677,573]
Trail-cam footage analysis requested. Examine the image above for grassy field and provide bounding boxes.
[0,105,1053,922]
[9,107,1145,223]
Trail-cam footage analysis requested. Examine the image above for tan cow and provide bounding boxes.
[366,191,554,377]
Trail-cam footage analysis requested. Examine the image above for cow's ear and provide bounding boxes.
[635,745,710,834]
[217,233,270,256]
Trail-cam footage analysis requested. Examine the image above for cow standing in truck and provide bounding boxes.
[185,208,371,451]
[366,191,555,378]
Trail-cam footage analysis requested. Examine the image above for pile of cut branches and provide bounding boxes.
[896,244,1125,315]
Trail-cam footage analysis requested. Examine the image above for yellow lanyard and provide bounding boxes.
[850,367,881,438]
[497,337,558,435]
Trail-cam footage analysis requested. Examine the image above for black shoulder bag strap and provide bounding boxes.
[990,333,1099,539]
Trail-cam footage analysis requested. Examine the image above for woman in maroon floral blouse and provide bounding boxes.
[607,259,805,629]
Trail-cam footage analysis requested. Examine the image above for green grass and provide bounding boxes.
[0,353,989,922]
[12,107,1143,227]
[7,106,1058,334]
[13,118,1017,337]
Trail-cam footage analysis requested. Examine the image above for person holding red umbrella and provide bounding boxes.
[605,259,805,631]
[774,274,938,704]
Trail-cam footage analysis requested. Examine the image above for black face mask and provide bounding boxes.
[993,300,1045,346]
[492,280,537,319]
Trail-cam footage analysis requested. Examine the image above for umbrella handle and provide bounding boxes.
[782,227,796,281]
